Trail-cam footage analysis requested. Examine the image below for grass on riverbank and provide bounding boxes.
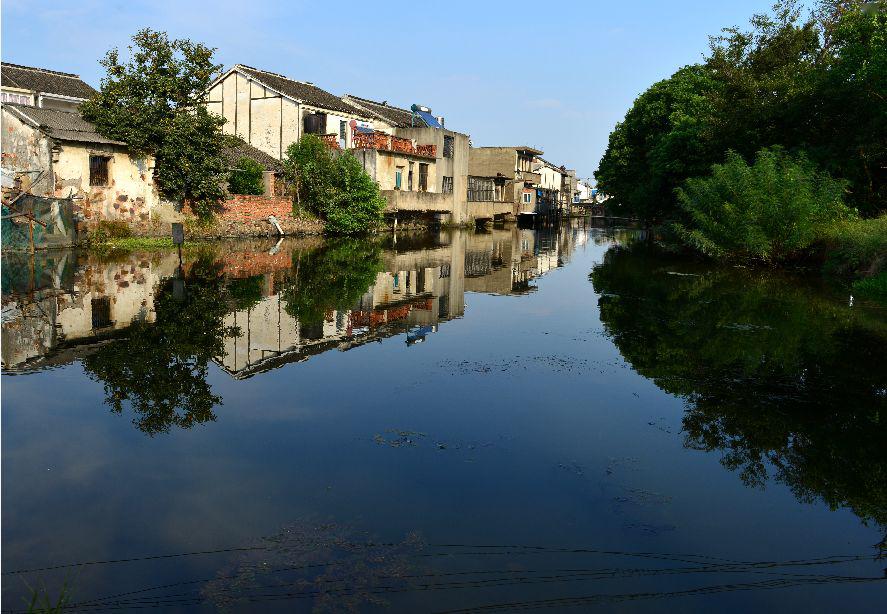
[819,215,887,278]
[86,221,200,256]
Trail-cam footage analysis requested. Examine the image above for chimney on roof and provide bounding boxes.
[437,116,445,128]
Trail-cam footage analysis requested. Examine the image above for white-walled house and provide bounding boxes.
[1,103,157,223]
[205,64,380,160]
[0,62,96,111]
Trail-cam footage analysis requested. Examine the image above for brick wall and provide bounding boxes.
[217,195,293,223]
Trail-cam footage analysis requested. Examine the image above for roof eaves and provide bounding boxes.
[3,104,40,128]
[232,66,304,105]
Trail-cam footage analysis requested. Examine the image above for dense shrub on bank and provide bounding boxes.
[228,157,265,196]
[853,272,887,303]
[672,148,852,262]
[819,215,887,277]
[283,135,385,234]
[327,154,387,234]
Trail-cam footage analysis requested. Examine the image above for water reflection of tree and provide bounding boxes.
[281,238,383,327]
[590,241,887,533]
[83,254,238,436]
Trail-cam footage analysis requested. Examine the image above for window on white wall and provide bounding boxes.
[1,92,31,105]
[90,155,111,186]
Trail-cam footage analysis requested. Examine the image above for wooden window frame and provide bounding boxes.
[418,163,429,192]
[89,154,111,187]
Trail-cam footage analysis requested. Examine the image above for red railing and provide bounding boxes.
[351,132,436,158]
[320,134,340,149]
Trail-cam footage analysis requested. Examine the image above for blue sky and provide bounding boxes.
[2,1,780,181]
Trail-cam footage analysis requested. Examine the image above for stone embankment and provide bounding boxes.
[124,195,325,240]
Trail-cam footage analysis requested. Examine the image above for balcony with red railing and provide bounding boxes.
[351,132,436,158]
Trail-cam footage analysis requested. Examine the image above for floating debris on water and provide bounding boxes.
[373,429,426,447]
[623,522,677,535]
[437,355,631,377]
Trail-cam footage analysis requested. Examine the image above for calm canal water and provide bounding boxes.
[2,222,885,612]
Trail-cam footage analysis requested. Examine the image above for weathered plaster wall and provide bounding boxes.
[514,181,536,215]
[536,164,563,190]
[355,149,438,193]
[38,97,80,112]
[207,69,379,160]
[53,143,156,222]
[1,109,54,195]
[249,82,284,158]
[382,189,453,214]
[1,108,156,222]
[468,148,516,184]
[468,200,514,221]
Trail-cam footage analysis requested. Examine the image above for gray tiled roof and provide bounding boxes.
[3,104,125,145]
[223,137,283,173]
[1,63,97,100]
[235,65,368,117]
[343,95,427,129]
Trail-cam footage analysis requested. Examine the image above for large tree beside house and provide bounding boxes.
[81,29,228,217]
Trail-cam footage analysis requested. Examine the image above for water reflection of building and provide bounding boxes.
[219,238,467,378]
[1,223,585,375]
[1,251,180,371]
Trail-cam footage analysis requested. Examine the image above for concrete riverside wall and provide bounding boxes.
[382,190,453,214]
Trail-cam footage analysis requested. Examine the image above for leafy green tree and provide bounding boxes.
[596,0,887,220]
[806,1,887,214]
[704,0,822,161]
[673,147,853,262]
[594,65,719,223]
[283,134,337,215]
[590,239,887,532]
[282,135,386,234]
[228,157,265,196]
[81,29,227,218]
